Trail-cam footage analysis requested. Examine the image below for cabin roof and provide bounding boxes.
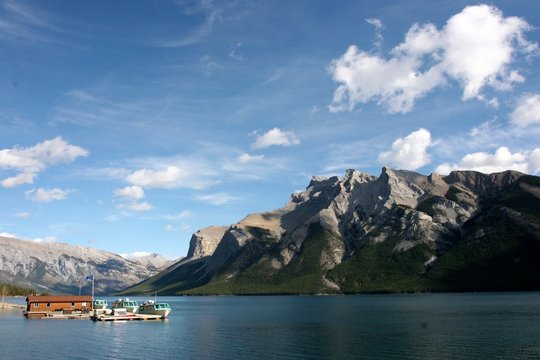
[26,295,93,303]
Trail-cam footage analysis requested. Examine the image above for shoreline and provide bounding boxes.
[0,302,25,310]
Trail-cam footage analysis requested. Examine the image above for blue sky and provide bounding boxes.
[1,0,539,259]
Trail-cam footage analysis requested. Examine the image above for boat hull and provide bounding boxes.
[138,308,171,318]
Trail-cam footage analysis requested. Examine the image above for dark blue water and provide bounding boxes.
[1,293,539,359]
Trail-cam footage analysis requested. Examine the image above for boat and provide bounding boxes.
[112,298,139,313]
[138,300,172,318]
[93,299,108,310]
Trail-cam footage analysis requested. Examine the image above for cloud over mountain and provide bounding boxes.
[378,128,432,170]
[436,146,540,175]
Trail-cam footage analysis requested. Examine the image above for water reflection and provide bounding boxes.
[1,293,539,359]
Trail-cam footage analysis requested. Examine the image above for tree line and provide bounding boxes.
[0,283,37,297]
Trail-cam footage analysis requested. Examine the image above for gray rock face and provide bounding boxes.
[131,167,532,294]
[187,226,228,259]
[127,253,175,272]
[0,236,162,294]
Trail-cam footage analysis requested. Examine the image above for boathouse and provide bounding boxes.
[25,295,92,318]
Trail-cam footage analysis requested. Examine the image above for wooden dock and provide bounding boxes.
[25,311,92,320]
[92,313,164,322]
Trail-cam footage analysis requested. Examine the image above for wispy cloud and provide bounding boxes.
[366,18,384,50]
[25,188,71,202]
[229,42,243,60]
[51,88,166,127]
[117,201,154,212]
[13,211,30,218]
[0,0,66,42]
[195,192,237,205]
[165,211,191,220]
[158,0,242,47]
[164,223,191,232]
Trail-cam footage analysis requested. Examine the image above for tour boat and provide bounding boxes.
[138,300,172,318]
[93,299,108,310]
[112,298,139,313]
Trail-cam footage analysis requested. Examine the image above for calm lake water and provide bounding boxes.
[1,293,539,359]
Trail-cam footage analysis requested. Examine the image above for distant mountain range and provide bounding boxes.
[122,167,540,295]
[0,236,173,295]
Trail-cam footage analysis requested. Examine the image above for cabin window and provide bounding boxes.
[33,303,39,308]
[46,302,51,307]
[71,302,75,306]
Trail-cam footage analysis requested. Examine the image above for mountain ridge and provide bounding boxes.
[123,167,540,295]
[0,236,172,295]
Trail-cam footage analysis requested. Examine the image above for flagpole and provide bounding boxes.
[91,275,95,310]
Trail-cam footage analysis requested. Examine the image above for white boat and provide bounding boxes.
[138,300,172,318]
[112,298,139,313]
[93,299,108,310]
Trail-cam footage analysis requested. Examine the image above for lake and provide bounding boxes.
[1,293,539,359]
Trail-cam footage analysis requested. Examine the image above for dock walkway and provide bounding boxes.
[92,313,164,321]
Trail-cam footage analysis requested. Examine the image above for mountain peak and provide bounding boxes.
[124,168,540,296]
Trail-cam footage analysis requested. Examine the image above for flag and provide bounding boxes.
[85,275,94,281]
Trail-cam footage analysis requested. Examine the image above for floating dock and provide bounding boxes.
[92,313,164,321]
[24,311,92,319]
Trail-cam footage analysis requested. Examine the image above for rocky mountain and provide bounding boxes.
[0,236,165,295]
[122,168,540,295]
[123,253,175,273]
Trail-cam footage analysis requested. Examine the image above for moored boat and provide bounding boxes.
[93,299,108,310]
[112,298,139,313]
[138,300,172,318]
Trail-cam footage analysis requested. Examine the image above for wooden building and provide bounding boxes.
[25,295,92,318]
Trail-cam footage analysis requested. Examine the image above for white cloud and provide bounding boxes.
[1,172,36,188]
[511,93,540,127]
[0,137,88,188]
[165,224,191,232]
[195,192,236,205]
[126,166,189,189]
[378,128,432,170]
[328,43,444,113]
[237,153,264,163]
[33,236,58,243]
[25,188,70,202]
[118,201,153,212]
[120,251,152,259]
[441,5,533,101]
[329,5,537,113]
[530,149,540,174]
[0,232,17,238]
[435,146,540,174]
[114,185,145,200]
[252,127,300,149]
